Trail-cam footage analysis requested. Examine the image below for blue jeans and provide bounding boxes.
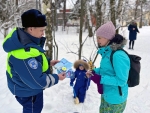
[15,91,43,113]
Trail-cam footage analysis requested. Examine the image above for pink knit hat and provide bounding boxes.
[96,21,116,40]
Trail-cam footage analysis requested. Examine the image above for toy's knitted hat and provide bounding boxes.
[21,9,47,27]
[96,21,116,40]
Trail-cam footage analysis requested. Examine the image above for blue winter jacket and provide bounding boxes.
[94,45,130,104]
[71,68,90,89]
[2,28,59,97]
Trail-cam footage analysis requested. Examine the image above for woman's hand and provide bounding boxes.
[86,71,93,78]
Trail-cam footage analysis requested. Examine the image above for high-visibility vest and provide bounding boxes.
[7,48,49,78]
[3,28,48,78]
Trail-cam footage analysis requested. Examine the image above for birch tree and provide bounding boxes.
[95,0,103,29]
[86,0,93,37]
[0,0,37,38]
[110,0,116,27]
[134,0,140,19]
[63,0,66,31]
[42,0,54,72]
[116,0,124,32]
[139,0,147,28]
[78,0,85,59]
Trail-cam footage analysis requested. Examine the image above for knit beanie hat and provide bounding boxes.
[96,21,116,40]
[21,9,47,27]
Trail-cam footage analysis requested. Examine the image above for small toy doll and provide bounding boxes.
[70,59,90,103]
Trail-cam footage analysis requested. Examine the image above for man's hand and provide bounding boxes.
[50,60,59,66]
[58,72,66,80]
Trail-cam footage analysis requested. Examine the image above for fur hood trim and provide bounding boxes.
[74,60,89,71]
[110,38,127,51]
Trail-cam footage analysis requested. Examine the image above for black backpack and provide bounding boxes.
[110,49,141,96]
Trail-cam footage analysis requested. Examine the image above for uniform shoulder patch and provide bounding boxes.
[28,58,38,69]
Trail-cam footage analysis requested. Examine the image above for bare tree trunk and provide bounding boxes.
[36,0,38,9]
[15,0,19,27]
[54,1,58,31]
[134,0,140,19]
[39,0,41,11]
[102,2,106,24]
[139,1,143,28]
[116,0,123,33]
[15,0,18,6]
[116,0,123,20]
[79,0,85,59]
[42,0,53,72]
[121,1,127,25]
[92,0,103,64]
[96,0,102,29]
[63,0,66,31]
[4,28,8,38]
[84,16,88,32]
[86,0,93,37]
[110,0,116,27]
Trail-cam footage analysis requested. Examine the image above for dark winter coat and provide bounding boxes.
[128,24,139,41]
[2,28,59,97]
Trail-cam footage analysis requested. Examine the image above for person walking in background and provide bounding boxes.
[70,60,90,103]
[2,9,66,113]
[128,21,140,49]
[86,21,130,113]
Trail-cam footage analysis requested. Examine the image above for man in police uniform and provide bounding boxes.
[2,9,66,113]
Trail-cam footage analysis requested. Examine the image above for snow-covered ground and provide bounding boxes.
[0,26,150,113]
